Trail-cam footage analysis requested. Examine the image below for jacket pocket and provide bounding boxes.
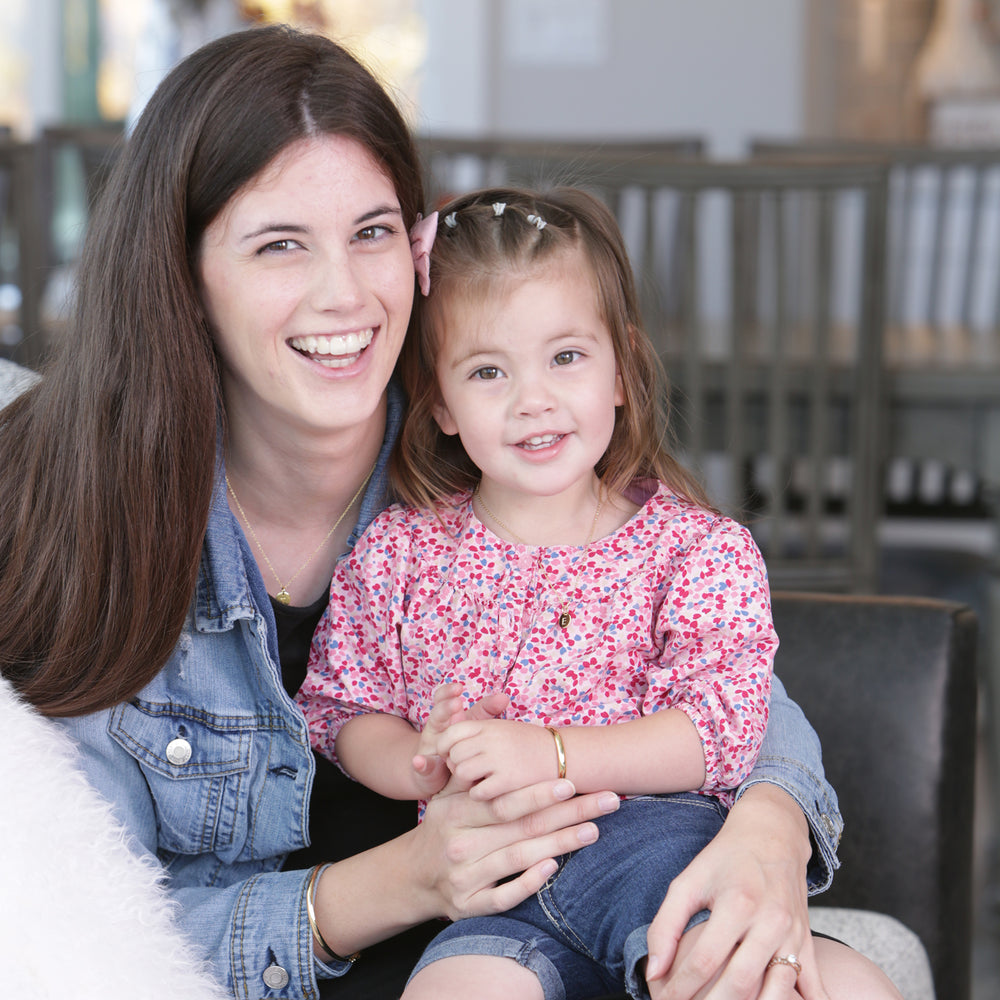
[110,700,253,858]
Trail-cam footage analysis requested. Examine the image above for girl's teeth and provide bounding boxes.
[289,330,374,361]
[523,434,560,449]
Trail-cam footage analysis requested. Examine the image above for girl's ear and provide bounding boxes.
[614,365,625,407]
[432,398,459,436]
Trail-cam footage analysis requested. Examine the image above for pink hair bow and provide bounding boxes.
[409,211,438,297]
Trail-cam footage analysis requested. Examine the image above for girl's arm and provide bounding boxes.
[438,708,707,799]
[336,683,469,800]
[336,712,426,799]
[442,517,776,802]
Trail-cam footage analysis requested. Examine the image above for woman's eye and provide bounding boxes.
[472,366,500,381]
[553,350,579,366]
[356,224,393,242]
[258,238,301,255]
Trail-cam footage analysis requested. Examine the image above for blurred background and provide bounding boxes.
[2,2,999,997]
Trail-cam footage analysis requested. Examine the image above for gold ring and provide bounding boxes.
[766,953,802,975]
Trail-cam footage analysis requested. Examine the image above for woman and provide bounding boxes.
[0,25,854,1000]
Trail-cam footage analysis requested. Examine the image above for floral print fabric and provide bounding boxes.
[298,479,776,804]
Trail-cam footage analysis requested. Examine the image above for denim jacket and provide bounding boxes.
[54,385,842,999]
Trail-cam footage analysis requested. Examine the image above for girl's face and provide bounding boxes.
[198,134,415,438]
[432,251,623,509]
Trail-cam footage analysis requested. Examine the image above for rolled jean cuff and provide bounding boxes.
[408,932,565,1000]
[623,909,710,1000]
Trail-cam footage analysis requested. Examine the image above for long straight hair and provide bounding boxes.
[0,26,424,716]
[392,186,713,513]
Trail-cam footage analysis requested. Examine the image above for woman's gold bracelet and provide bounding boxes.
[545,726,567,780]
[306,864,361,964]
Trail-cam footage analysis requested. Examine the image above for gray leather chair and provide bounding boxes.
[773,591,978,1000]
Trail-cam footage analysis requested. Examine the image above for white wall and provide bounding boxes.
[417,0,807,157]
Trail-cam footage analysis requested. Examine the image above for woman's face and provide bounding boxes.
[198,134,415,438]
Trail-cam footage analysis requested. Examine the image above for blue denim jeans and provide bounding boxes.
[409,793,728,1000]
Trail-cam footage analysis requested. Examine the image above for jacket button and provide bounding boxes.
[165,738,192,765]
[262,964,289,989]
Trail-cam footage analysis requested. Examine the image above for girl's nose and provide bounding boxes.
[514,374,557,417]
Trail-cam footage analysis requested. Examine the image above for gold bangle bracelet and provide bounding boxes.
[545,726,567,780]
[306,864,361,964]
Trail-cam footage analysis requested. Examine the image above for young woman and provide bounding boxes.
[0,24,868,1000]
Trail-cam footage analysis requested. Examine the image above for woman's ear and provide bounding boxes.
[432,399,459,436]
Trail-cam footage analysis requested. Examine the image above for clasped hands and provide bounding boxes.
[411,681,557,801]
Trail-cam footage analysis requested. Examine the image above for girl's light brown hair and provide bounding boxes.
[392,186,712,513]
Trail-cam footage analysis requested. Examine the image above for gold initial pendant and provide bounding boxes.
[276,587,291,605]
[558,611,571,629]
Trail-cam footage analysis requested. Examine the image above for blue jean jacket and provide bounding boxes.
[54,388,842,998]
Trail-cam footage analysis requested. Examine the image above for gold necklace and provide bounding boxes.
[473,485,604,630]
[226,463,376,605]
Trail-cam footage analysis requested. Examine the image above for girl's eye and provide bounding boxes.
[554,350,580,366]
[472,366,501,381]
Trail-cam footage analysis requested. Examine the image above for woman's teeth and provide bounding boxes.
[521,434,562,450]
[289,330,374,367]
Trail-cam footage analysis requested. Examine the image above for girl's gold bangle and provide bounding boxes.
[545,726,567,780]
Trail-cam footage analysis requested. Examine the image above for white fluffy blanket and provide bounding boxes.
[0,676,228,999]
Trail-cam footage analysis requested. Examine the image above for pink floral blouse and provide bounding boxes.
[297,479,777,803]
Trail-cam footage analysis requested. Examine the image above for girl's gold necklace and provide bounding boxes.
[226,464,375,605]
[473,485,604,630]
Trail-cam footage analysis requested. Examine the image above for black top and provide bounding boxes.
[271,594,417,868]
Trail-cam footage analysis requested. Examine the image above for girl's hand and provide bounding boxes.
[645,783,832,1000]
[411,682,465,799]
[438,718,556,800]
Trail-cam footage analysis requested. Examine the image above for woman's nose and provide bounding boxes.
[311,251,366,312]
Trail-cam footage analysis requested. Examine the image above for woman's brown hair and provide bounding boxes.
[0,25,424,716]
[392,186,712,513]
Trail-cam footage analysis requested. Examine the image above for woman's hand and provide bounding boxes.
[415,773,620,921]
[645,783,831,1000]
[412,683,618,920]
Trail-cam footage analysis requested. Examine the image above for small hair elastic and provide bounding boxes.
[444,211,458,228]
[526,213,547,230]
[492,202,507,216]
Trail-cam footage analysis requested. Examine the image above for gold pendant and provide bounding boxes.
[276,587,291,605]
[558,611,571,629]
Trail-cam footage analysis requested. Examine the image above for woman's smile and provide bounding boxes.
[288,328,376,368]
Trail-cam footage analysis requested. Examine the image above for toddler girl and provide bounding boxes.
[297,187,777,1000]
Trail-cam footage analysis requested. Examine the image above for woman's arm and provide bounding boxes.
[643,675,843,1000]
[310,775,620,959]
[57,697,620,997]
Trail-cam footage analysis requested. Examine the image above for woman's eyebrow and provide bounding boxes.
[354,204,403,225]
[239,205,402,243]
[239,223,309,243]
